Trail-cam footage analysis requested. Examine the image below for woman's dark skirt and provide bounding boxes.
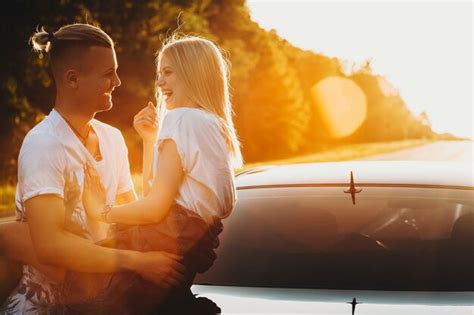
[60,204,222,314]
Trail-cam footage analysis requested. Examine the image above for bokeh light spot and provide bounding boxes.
[312,76,367,138]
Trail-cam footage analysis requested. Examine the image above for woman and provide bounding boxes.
[85,34,242,224]
[72,35,242,313]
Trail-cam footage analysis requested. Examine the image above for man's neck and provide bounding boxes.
[54,98,94,138]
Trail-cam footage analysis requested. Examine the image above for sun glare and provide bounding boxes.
[312,77,367,138]
[248,1,473,139]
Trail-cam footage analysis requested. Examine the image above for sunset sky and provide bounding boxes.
[248,0,473,139]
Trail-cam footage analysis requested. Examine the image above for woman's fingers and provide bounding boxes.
[85,164,95,188]
[134,102,158,130]
[135,114,156,124]
[134,117,157,128]
[134,113,155,128]
[86,164,97,185]
[84,163,105,193]
[83,165,90,188]
[147,101,156,111]
[87,163,100,181]
[134,102,157,119]
[134,110,157,121]
[143,110,158,123]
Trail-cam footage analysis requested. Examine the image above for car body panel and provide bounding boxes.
[236,161,474,189]
[193,161,474,313]
[192,285,474,314]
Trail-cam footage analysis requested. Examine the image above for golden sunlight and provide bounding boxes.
[248,1,473,139]
[312,77,367,138]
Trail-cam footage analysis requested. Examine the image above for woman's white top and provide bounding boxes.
[152,107,236,223]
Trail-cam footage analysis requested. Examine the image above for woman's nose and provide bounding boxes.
[156,74,165,87]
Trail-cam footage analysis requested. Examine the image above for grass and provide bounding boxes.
[0,184,16,218]
[0,139,431,218]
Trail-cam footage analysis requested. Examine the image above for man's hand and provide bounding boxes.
[191,227,222,273]
[131,251,186,288]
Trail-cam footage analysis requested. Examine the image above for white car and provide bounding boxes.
[193,161,474,314]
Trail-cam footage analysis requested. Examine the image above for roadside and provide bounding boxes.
[242,139,434,169]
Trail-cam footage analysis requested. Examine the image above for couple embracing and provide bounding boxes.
[0,22,242,314]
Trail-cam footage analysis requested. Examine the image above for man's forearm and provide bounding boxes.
[25,194,139,274]
[36,228,138,274]
[0,221,35,264]
[1,221,65,282]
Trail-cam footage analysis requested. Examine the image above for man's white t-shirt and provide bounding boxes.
[153,107,236,224]
[8,108,134,309]
[16,109,134,226]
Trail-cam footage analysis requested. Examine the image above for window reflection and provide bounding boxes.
[196,187,474,291]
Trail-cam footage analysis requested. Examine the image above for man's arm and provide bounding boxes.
[26,194,185,286]
[1,190,142,284]
[27,194,135,272]
[0,221,66,282]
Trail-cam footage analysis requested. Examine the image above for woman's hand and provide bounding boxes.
[82,162,106,221]
[134,101,158,144]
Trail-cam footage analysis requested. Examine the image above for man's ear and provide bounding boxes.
[64,69,79,89]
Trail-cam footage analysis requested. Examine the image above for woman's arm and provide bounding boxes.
[83,139,184,225]
[133,101,159,197]
[141,140,155,197]
[115,189,138,205]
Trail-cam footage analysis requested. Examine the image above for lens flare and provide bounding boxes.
[312,76,367,138]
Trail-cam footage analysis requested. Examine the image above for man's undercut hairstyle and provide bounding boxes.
[30,23,114,81]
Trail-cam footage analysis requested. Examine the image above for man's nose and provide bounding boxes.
[113,73,121,88]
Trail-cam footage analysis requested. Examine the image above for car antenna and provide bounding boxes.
[344,171,362,205]
[346,297,362,315]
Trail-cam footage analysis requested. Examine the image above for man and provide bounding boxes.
[0,23,185,313]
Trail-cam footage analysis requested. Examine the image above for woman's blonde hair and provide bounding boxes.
[156,35,243,167]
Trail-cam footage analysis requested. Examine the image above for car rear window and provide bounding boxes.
[195,186,474,291]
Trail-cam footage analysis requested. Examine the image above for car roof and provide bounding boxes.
[236,161,474,189]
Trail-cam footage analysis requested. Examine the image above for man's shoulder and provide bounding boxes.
[92,119,127,151]
[22,118,62,149]
[20,132,64,163]
[92,119,122,137]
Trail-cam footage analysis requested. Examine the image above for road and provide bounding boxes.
[361,140,473,162]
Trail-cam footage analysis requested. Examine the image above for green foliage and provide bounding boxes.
[349,72,437,142]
